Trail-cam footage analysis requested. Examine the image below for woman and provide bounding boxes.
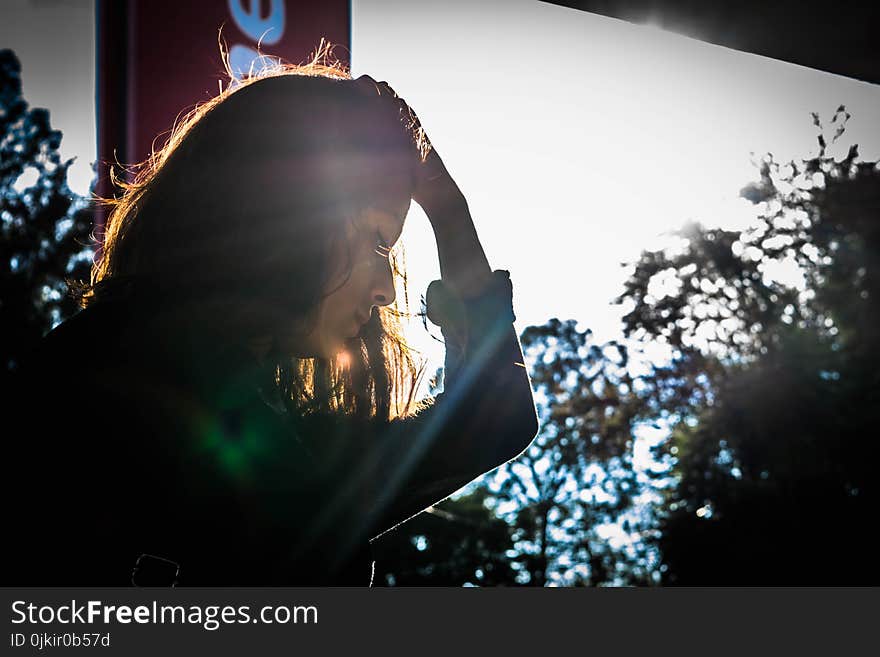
[3,46,538,585]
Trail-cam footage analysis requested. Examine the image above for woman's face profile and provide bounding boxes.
[292,190,411,359]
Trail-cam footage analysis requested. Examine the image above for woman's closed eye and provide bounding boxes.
[374,233,392,258]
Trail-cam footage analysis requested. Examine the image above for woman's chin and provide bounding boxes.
[330,335,356,357]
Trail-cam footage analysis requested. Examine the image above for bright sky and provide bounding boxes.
[3,0,880,384]
[0,0,96,198]
[351,0,880,377]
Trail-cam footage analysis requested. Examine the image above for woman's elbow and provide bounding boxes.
[487,401,539,468]
[496,368,540,463]
[509,404,540,462]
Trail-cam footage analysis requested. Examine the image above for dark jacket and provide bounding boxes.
[2,270,538,585]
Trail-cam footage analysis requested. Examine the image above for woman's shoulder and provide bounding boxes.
[26,300,136,368]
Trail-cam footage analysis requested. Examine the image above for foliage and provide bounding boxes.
[483,320,665,586]
[617,106,880,584]
[0,48,93,375]
[618,106,866,361]
[371,487,518,586]
[381,320,669,586]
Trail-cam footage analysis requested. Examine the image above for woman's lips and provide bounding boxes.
[348,311,369,337]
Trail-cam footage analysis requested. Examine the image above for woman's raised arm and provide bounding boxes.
[305,78,540,545]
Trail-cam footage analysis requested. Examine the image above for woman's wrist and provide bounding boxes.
[428,206,494,299]
[416,175,468,225]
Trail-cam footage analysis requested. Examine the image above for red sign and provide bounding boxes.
[96,0,350,234]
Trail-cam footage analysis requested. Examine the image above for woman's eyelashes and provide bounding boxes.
[374,233,392,258]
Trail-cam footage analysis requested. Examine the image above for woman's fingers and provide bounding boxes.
[351,75,457,207]
[355,77,413,128]
[354,75,424,145]
[354,75,399,101]
[353,74,378,94]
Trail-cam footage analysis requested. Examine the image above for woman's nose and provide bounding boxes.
[372,260,396,307]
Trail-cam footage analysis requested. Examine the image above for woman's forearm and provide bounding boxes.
[423,186,493,299]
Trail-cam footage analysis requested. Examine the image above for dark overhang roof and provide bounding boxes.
[542,1,879,86]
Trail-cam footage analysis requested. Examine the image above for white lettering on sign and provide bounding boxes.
[227,0,286,80]
[229,0,285,44]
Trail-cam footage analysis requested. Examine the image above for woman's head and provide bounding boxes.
[84,43,431,420]
[293,198,409,359]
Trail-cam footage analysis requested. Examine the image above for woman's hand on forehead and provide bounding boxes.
[352,75,462,220]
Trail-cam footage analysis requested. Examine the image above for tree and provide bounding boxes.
[618,107,880,584]
[483,319,665,586]
[371,487,519,586]
[0,48,94,377]
[375,320,669,587]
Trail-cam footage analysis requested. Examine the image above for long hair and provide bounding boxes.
[79,41,431,422]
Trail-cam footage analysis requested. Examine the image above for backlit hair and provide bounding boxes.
[79,40,433,422]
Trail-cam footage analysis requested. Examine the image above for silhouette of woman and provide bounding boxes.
[3,47,538,585]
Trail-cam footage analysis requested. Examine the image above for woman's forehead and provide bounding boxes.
[365,180,411,228]
[360,203,408,234]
